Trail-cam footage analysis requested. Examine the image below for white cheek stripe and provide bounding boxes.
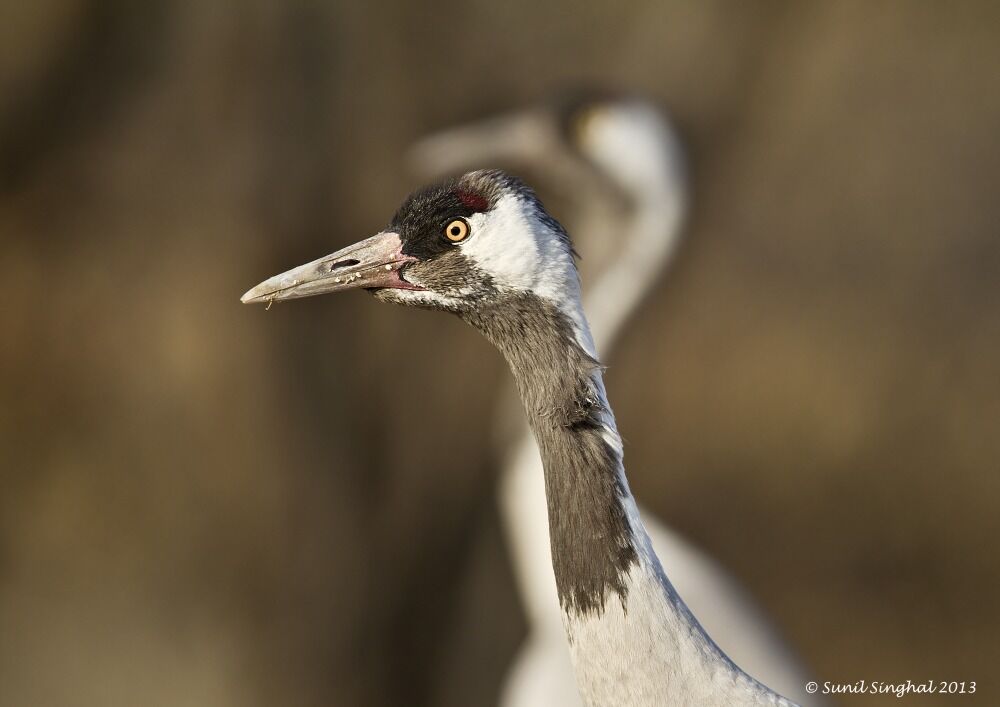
[463,194,599,360]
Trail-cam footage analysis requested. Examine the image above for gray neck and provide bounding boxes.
[463,293,638,617]
[464,292,796,705]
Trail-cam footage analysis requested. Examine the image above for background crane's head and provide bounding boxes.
[241,170,579,316]
[409,89,684,204]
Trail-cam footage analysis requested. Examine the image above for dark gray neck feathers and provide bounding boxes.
[463,293,638,616]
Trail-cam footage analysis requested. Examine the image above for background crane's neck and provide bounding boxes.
[582,164,686,355]
[463,292,639,616]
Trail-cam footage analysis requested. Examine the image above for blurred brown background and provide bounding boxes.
[2,2,999,706]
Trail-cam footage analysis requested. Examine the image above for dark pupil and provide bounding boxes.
[451,226,461,236]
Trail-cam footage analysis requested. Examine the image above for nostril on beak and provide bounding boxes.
[330,258,360,271]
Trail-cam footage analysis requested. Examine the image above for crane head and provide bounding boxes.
[241,170,579,316]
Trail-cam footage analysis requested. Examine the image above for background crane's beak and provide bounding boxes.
[241,231,423,305]
[407,108,615,202]
[407,109,555,178]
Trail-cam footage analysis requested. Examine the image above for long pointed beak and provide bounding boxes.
[241,231,422,305]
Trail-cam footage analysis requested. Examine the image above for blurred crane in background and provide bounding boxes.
[411,92,818,706]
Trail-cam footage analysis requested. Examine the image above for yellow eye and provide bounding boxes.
[444,218,470,243]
